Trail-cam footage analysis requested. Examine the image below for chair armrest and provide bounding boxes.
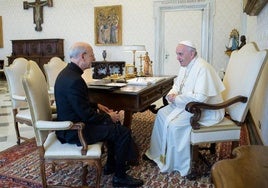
[50,105,57,114]
[36,120,88,155]
[36,120,73,130]
[185,95,248,130]
[12,94,27,101]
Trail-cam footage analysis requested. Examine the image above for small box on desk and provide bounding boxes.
[92,61,125,79]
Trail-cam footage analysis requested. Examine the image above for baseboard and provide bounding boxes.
[246,111,263,145]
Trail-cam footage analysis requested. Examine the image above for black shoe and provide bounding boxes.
[142,154,157,165]
[127,159,139,166]
[103,164,130,175]
[112,174,144,187]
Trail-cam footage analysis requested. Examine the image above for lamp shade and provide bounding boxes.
[124,45,146,52]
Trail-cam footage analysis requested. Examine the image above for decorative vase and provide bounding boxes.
[102,50,107,61]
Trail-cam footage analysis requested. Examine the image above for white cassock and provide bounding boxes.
[145,56,225,176]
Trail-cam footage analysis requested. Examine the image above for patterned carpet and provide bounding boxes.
[0,110,249,188]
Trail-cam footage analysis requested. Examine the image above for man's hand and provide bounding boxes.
[166,93,177,103]
[98,104,113,114]
[108,111,120,123]
[98,104,120,123]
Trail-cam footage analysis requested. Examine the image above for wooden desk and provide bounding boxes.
[88,76,175,128]
[212,145,268,188]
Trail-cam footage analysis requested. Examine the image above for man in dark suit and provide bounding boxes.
[54,42,143,187]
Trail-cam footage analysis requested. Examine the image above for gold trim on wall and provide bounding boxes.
[94,5,122,46]
[0,16,3,48]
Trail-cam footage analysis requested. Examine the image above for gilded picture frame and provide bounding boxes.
[94,5,122,46]
[0,16,3,48]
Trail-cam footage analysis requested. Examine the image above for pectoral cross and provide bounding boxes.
[23,0,53,31]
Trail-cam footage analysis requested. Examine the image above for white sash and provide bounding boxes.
[160,106,183,164]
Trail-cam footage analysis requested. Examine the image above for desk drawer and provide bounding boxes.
[161,80,173,94]
[139,81,173,107]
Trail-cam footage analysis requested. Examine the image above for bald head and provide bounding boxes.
[69,42,95,71]
[69,42,91,58]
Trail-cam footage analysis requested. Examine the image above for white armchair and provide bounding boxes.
[4,58,32,145]
[82,68,94,83]
[185,42,268,179]
[23,60,103,187]
[43,57,67,103]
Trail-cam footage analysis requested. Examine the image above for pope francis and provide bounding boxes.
[145,40,225,176]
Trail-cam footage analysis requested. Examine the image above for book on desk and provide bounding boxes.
[87,77,168,91]
[127,77,166,86]
[87,80,127,90]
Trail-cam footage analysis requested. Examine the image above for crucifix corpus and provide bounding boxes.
[23,0,53,31]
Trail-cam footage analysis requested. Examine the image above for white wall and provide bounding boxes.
[0,0,154,64]
[0,0,243,69]
[0,0,267,144]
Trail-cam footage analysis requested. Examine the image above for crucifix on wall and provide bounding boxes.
[23,0,53,31]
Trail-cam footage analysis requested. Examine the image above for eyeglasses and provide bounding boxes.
[83,52,95,58]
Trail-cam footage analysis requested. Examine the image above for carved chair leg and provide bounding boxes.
[192,145,199,161]
[40,158,47,188]
[13,109,21,145]
[197,143,216,168]
[82,164,88,186]
[230,141,239,158]
[186,145,202,180]
[51,161,56,173]
[210,143,216,154]
[14,121,21,145]
[95,160,102,188]
[82,160,101,188]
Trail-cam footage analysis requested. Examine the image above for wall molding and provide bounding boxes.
[153,0,215,75]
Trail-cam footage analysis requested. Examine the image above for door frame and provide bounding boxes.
[153,0,215,75]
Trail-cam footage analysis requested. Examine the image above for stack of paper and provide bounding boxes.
[127,77,165,86]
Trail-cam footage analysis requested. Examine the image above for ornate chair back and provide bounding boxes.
[82,68,94,83]
[186,42,267,180]
[4,58,32,144]
[43,57,67,102]
[222,42,267,122]
[43,57,67,90]
[22,60,103,187]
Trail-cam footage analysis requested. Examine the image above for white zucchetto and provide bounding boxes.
[179,40,197,49]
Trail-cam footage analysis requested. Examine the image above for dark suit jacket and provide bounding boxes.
[54,63,111,145]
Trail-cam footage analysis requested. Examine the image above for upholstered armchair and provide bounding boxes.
[43,57,67,103]
[4,58,32,145]
[23,60,103,187]
[185,42,267,179]
[82,68,94,83]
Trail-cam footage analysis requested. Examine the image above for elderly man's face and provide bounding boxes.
[176,44,195,67]
[81,46,96,70]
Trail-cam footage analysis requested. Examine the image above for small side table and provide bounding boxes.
[212,145,268,188]
[92,61,125,79]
